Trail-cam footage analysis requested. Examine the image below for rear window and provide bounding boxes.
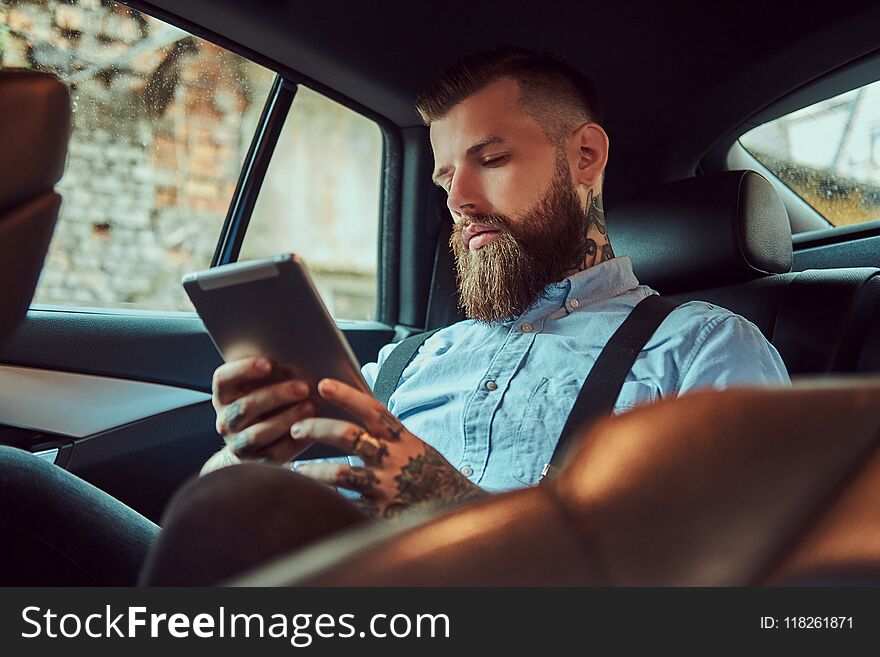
[3,1,384,320]
[1,0,274,311]
[238,86,383,321]
[740,79,880,229]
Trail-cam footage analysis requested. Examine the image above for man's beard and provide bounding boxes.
[450,157,590,324]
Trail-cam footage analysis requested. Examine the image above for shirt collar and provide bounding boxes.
[562,256,639,307]
[522,256,640,320]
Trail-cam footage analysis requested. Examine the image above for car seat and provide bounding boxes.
[0,69,70,344]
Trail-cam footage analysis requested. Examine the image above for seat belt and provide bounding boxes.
[372,294,678,481]
[373,328,441,407]
[540,293,679,481]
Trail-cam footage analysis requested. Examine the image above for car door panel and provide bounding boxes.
[1,310,395,391]
[0,309,396,522]
[0,365,210,436]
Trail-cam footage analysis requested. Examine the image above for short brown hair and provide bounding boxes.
[415,46,602,143]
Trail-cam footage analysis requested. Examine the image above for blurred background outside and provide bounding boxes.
[741,78,880,230]
[0,0,382,319]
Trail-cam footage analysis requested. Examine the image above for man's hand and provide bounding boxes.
[292,378,488,518]
[209,357,317,468]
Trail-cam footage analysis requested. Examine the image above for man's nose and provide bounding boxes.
[446,173,482,220]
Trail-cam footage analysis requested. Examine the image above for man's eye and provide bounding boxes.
[483,155,508,166]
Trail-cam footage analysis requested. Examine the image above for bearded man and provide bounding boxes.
[0,48,790,586]
[139,47,789,583]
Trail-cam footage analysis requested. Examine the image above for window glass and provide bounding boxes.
[239,85,383,321]
[1,0,274,311]
[740,79,880,229]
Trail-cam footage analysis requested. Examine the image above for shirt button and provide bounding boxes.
[522,323,533,333]
[570,298,579,308]
[460,465,474,477]
[485,380,498,391]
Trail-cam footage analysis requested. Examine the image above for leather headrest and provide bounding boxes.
[0,69,70,213]
[607,170,792,294]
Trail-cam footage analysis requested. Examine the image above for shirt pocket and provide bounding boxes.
[511,377,660,485]
[511,377,576,486]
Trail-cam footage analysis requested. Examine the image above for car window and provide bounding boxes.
[1,0,274,311]
[238,85,383,321]
[740,78,880,229]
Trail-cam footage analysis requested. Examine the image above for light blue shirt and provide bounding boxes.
[359,257,790,493]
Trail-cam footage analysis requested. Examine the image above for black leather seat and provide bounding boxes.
[0,69,70,344]
[608,170,880,376]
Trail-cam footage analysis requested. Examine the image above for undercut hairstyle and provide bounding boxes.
[415,46,603,144]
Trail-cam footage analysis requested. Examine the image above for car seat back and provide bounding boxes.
[0,69,70,344]
[608,170,880,375]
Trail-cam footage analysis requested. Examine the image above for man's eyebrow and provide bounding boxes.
[431,135,506,186]
[465,135,505,157]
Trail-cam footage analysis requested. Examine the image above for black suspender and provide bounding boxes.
[373,328,441,407]
[372,294,679,479]
[541,294,678,480]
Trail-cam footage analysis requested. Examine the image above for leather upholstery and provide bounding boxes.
[232,380,880,586]
[0,69,70,343]
[607,170,792,294]
[669,268,880,375]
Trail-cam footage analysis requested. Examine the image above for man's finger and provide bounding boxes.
[296,463,380,496]
[289,417,364,454]
[317,379,409,441]
[232,402,316,462]
[215,378,310,436]
[212,357,273,405]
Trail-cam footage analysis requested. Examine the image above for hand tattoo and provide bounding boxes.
[223,400,247,433]
[338,467,379,494]
[393,449,488,509]
[377,409,406,441]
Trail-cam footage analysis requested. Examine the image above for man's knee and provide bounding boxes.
[161,463,358,531]
[142,463,367,586]
[0,445,47,481]
[0,445,70,507]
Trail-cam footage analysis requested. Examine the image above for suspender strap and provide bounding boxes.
[543,294,679,480]
[372,328,441,407]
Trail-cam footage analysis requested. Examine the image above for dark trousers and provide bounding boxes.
[0,446,368,586]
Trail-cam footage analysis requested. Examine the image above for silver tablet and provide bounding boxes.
[182,254,372,457]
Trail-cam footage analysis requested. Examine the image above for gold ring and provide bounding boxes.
[352,431,385,461]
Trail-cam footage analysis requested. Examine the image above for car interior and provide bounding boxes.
[1,0,879,586]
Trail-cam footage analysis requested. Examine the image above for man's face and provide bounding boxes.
[430,78,589,323]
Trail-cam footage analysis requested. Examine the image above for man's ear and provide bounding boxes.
[569,123,609,189]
